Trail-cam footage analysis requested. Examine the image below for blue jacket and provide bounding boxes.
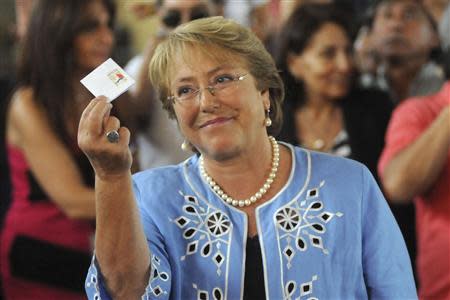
[86,145,417,299]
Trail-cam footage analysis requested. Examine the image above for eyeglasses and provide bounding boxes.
[168,74,249,106]
[162,5,210,28]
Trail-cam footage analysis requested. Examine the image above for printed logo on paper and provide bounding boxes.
[108,69,127,87]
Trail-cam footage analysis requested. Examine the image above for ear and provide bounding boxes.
[287,52,304,79]
[261,89,271,110]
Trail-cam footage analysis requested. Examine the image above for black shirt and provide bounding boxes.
[244,235,266,299]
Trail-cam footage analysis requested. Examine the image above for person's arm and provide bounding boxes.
[381,105,450,202]
[7,88,95,218]
[78,97,149,299]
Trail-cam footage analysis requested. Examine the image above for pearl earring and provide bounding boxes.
[181,140,190,151]
[264,109,272,127]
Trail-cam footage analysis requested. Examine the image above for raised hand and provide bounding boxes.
[78,96,133,180]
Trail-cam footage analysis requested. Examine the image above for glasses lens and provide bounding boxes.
[162,9,181,28]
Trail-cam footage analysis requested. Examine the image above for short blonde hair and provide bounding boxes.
[149,16,284,136]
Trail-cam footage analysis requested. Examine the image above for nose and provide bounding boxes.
[386,12,405,33]
[198,86,219,111]
[336,52,352,73]
[181,9,191,24]
[98,25,114,46]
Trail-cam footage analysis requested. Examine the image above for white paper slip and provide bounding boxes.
[80,58,135,102]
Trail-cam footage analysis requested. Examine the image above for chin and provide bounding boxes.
[90,54,110,67]
[328,89,349,100]
[380,45,413,59]
[200,136,241,162]
[209,149,240,162]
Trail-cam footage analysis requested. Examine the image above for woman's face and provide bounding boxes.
[287,22,353,102]
[169,47,271,161]
[73,0,114,73]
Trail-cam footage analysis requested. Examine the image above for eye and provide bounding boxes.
[77,20,101,33]
[379,8,392,20]
[176,86,195,97]
[321,47,336,59]
[403,8,420,21]
[214,74,234,85]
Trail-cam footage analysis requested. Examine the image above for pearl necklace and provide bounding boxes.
[199,136,280,207]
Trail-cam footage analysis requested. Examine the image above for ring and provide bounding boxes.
[106,130,120,143]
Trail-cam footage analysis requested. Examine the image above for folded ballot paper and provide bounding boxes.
[80,58,135,102]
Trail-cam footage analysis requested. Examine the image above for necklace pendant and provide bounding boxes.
[313,139,325,150]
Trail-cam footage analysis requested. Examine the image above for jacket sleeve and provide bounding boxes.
[360,166,417,299]
[85,180,172,300]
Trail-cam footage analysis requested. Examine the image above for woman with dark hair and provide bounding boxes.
[276,3,393,179]
[0,0,130,298]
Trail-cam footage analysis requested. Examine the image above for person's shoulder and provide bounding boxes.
[133,162,184,185]
[313,149,365,168]
[293,147,373,195]
[9,86,35,111]
[132,157,198,208]
[393,95,431,118]
[133,156,197,188]
[8,87,43,129]
[293,145,366,172]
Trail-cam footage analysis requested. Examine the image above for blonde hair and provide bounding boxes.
[149,16,284,136]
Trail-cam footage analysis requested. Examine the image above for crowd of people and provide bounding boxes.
[0,0,448,299]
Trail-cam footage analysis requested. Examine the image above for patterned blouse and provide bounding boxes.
[86,144,417,299]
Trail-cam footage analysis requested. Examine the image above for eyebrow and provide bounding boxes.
[174,65,235,84]
[379,2,422,12]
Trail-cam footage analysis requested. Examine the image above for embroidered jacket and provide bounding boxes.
[86,145,417,299]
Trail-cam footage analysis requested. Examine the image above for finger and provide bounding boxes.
[80,98,100,124]
[102,106,113,130]
[97,95,110,102]
[117,127,131,146]
[104,116,121,133]
[86,100,113,136]
[104,126,128,146]
[82,96,109,120]
[79,99,102,145]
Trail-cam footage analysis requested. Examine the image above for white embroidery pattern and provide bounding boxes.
[275,181,343,269]
[274,180,343,300]
[285,275,319,300]
[171,191,232,276]
[142,254,170,299]
[192,283,225,300]
[85,256,101,300]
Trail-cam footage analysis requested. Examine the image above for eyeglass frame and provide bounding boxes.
[167,73,249,105]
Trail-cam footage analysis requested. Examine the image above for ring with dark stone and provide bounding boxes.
[106,130,120,143]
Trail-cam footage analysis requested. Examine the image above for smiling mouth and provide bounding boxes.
[199,117,233,128]
[330,78,350,86]
[384,36,410,47]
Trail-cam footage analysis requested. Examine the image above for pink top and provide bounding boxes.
[1,144,94,299]
[4,144,94,250]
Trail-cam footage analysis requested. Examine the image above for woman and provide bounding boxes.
[0,0,131,298]
[79,17,416,299]
[276,3,393,179]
